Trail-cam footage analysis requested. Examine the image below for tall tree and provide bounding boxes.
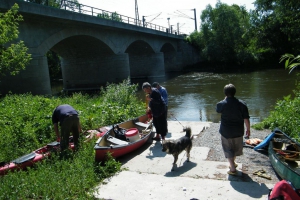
[0,4,31,76]
[198,1,253,67]
[250,0,300,62]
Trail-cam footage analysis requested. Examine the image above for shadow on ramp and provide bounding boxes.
[146,141,167,159]
[230,179,270,198]
[164,161,197,177]
[117,137,167,164]
[116,142,153,164]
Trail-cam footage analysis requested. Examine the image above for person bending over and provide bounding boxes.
[52,104,82,155]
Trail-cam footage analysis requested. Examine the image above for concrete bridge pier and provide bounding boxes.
[0,54,51,95]
[164,51,179,72]
[129,52,165,78]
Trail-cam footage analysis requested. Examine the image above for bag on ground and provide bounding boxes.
[268,180,300,200]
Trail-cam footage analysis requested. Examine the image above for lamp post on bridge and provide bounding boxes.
[167,17,170,33]
[142,16,146,27]
[193,8,197,31]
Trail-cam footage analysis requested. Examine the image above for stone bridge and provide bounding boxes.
[0,0,200,95]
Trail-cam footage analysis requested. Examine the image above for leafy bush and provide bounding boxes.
[252,92,300,142]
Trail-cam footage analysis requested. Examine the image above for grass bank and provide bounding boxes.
[0,79,145,199]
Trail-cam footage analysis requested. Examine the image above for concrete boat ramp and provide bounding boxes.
[93,121,273,200]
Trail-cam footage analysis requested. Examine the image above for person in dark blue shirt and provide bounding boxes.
[152,82,169,133]
[142,82,167,141]
[52,104,82,154]
[216,84,250,176]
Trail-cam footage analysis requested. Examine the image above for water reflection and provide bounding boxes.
[134,69,298,123]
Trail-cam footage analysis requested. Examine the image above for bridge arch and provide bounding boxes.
[125,40,164,78]
[35,28,121,55]
[160,43,178,72]
[50,35,119,90]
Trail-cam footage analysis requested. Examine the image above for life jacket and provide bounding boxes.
[268,180,300,200]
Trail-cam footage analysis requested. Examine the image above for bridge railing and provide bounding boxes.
[22,0,182,35]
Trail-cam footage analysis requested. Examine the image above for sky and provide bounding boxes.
[78,0,255,34]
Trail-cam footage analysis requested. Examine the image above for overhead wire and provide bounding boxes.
[85,0,196,33]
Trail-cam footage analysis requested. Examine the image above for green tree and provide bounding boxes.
[26,0,80,12]
[47,50,62,80]
[187,1,255,69]
[250,0,300,63]
[97,11,123,22]
[0,4,31,76]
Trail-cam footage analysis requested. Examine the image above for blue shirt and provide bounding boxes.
[158,86,168,106]
[52,104,78,125]
[216,97,249,138]
[149,88,166,117]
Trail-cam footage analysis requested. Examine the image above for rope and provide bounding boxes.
[169,113,185,128]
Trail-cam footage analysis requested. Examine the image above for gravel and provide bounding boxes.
[192,123,281,184]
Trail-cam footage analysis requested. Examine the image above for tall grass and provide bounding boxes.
[0,78,145,199]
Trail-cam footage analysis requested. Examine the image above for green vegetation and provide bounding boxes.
[0,3,31,77]
[186,0,300,71]
[252,93,300,142]
[26,0,80,10]
[97,11,123,22]
[0,79,145,199]
[187,2,254,68]
[280,54,300,74]
[47,50,62,80]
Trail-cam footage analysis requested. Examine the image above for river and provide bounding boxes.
[52,68,298,123]
[133,69,298,123]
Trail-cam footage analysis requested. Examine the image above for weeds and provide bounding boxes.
[0,79,144,199]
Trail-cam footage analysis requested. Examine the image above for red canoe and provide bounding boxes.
[0,140,74,176]
[94,115,153,162]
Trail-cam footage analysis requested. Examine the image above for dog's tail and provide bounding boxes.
[190,126,207,140]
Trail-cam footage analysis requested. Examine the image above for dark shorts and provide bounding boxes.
[221,135,243,158]
[60,115,80,151]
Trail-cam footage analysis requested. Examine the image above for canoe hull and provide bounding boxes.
[94,115,153,162]
[0,141,74,176]
[268,128,300,188]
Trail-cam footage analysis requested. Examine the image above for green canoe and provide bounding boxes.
[268,128,300,189]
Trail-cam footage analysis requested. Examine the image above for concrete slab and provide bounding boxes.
[94,171,272,200]
[93,121,274,199]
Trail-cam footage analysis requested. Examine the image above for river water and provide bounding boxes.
[133,69,298,123]
[52,69,298,123]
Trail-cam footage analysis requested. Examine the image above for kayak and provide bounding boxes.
[0,140,74,176]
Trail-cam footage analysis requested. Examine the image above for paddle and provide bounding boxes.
[145,119,153,130]
[273,148,300,154]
